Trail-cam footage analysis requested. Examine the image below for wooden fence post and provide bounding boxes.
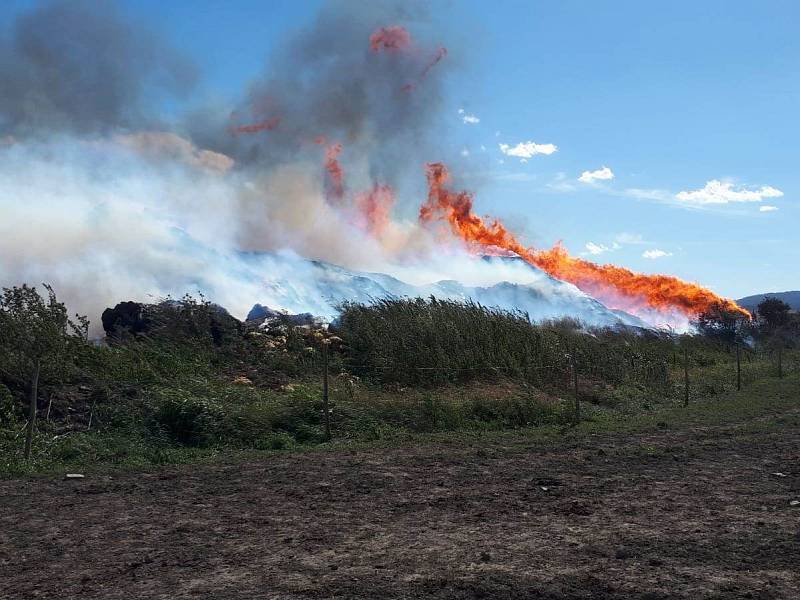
[683,346,689,407]
[322,341,331,441]
[736,341,741,391]
[24,359,41,460]
[572,354,580,424]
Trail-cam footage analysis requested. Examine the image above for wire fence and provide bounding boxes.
[312,339,798,438]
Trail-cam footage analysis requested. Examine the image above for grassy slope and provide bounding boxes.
[3,369,796,479]
[1,297,796,477]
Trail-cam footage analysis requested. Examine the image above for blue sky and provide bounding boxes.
[2,0,796,298]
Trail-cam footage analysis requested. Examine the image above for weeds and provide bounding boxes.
[0,295,796,476]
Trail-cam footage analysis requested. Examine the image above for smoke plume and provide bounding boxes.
[0,1,745,335]
[188,1,448,187]
[0,0,196,137]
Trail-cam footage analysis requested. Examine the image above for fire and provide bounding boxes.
[369,25,446,92]
[421,47,447,79]
[324,143,344,201]
[222,23,744,324]
[314,137,345,203]
[421,162,749,320]
[369,26,411,52]
[229,116,280,135]
[529,245,749,319]
[312,137,394,233]
[355,184,395,236]
[403,46,448,93]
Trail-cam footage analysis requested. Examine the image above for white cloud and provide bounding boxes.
[499,141,558,160]
[615,232,645,245]
[623,188,672,202]
[584,242,611,255]
[642,249,672,259]
[578,166,614,184]
[759,205,779,212]
[462,170,537,183]
[676,180,784,205]
[457,108,479,124]
[460,148,470,157]
[583,239,626,257]
[546,172,576,192]
[494,172,536,182]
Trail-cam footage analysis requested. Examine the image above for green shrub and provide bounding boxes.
[420,394,466,431]
[0,384,17,426]
[269,403,326,443]
[252,431,297,451]
[468,395,567,428]
[153,390,224,447]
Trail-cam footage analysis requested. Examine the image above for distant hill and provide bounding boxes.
[737,291,800,312]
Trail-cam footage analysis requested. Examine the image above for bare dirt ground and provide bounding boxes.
[2,412,799,599]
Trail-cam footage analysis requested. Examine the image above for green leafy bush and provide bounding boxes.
[0,384,16,426]
[153,390,225,447]
[468,395,569,429]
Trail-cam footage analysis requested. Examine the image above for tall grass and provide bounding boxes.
[336,298,675,391]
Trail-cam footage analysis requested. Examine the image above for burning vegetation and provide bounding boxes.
[229,116,281,136]
[224,24,747,327]
[0,1,748,333]
[369,26,412,53]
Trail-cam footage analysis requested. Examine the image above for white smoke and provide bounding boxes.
[0,2,661,336]
[0,134,626,335]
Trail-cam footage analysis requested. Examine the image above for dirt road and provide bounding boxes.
[2,413,799,599]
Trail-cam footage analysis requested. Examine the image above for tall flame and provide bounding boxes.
[421,162,749,321]
[402,46,448,93]
[324,143,344,202]
[313,136,394,233]
[369,25,446,92]
[369,26,411,53]
[229,116,280,135]
[314,137,345,203]
[420,47,447,79]
[355,184,395,236]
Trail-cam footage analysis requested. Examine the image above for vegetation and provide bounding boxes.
[0,285,88,458]
[757,296,793,331]
[0,287,796,477]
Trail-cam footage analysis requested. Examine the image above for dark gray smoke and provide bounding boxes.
[187,0,449,185]
[0,0,196,137]
[0,1,659,335]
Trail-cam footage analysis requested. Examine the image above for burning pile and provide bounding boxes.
[228,24,748,325]
[0,3,749,333]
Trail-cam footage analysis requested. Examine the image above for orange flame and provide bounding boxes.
[369,26,411,53]
[420,162,749,321]
[229,116,280,135]
[402,46,448,93]
[355,184,395,236]
[369,26,447,92]
[421,46,447,79]
[314,137,344,203]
